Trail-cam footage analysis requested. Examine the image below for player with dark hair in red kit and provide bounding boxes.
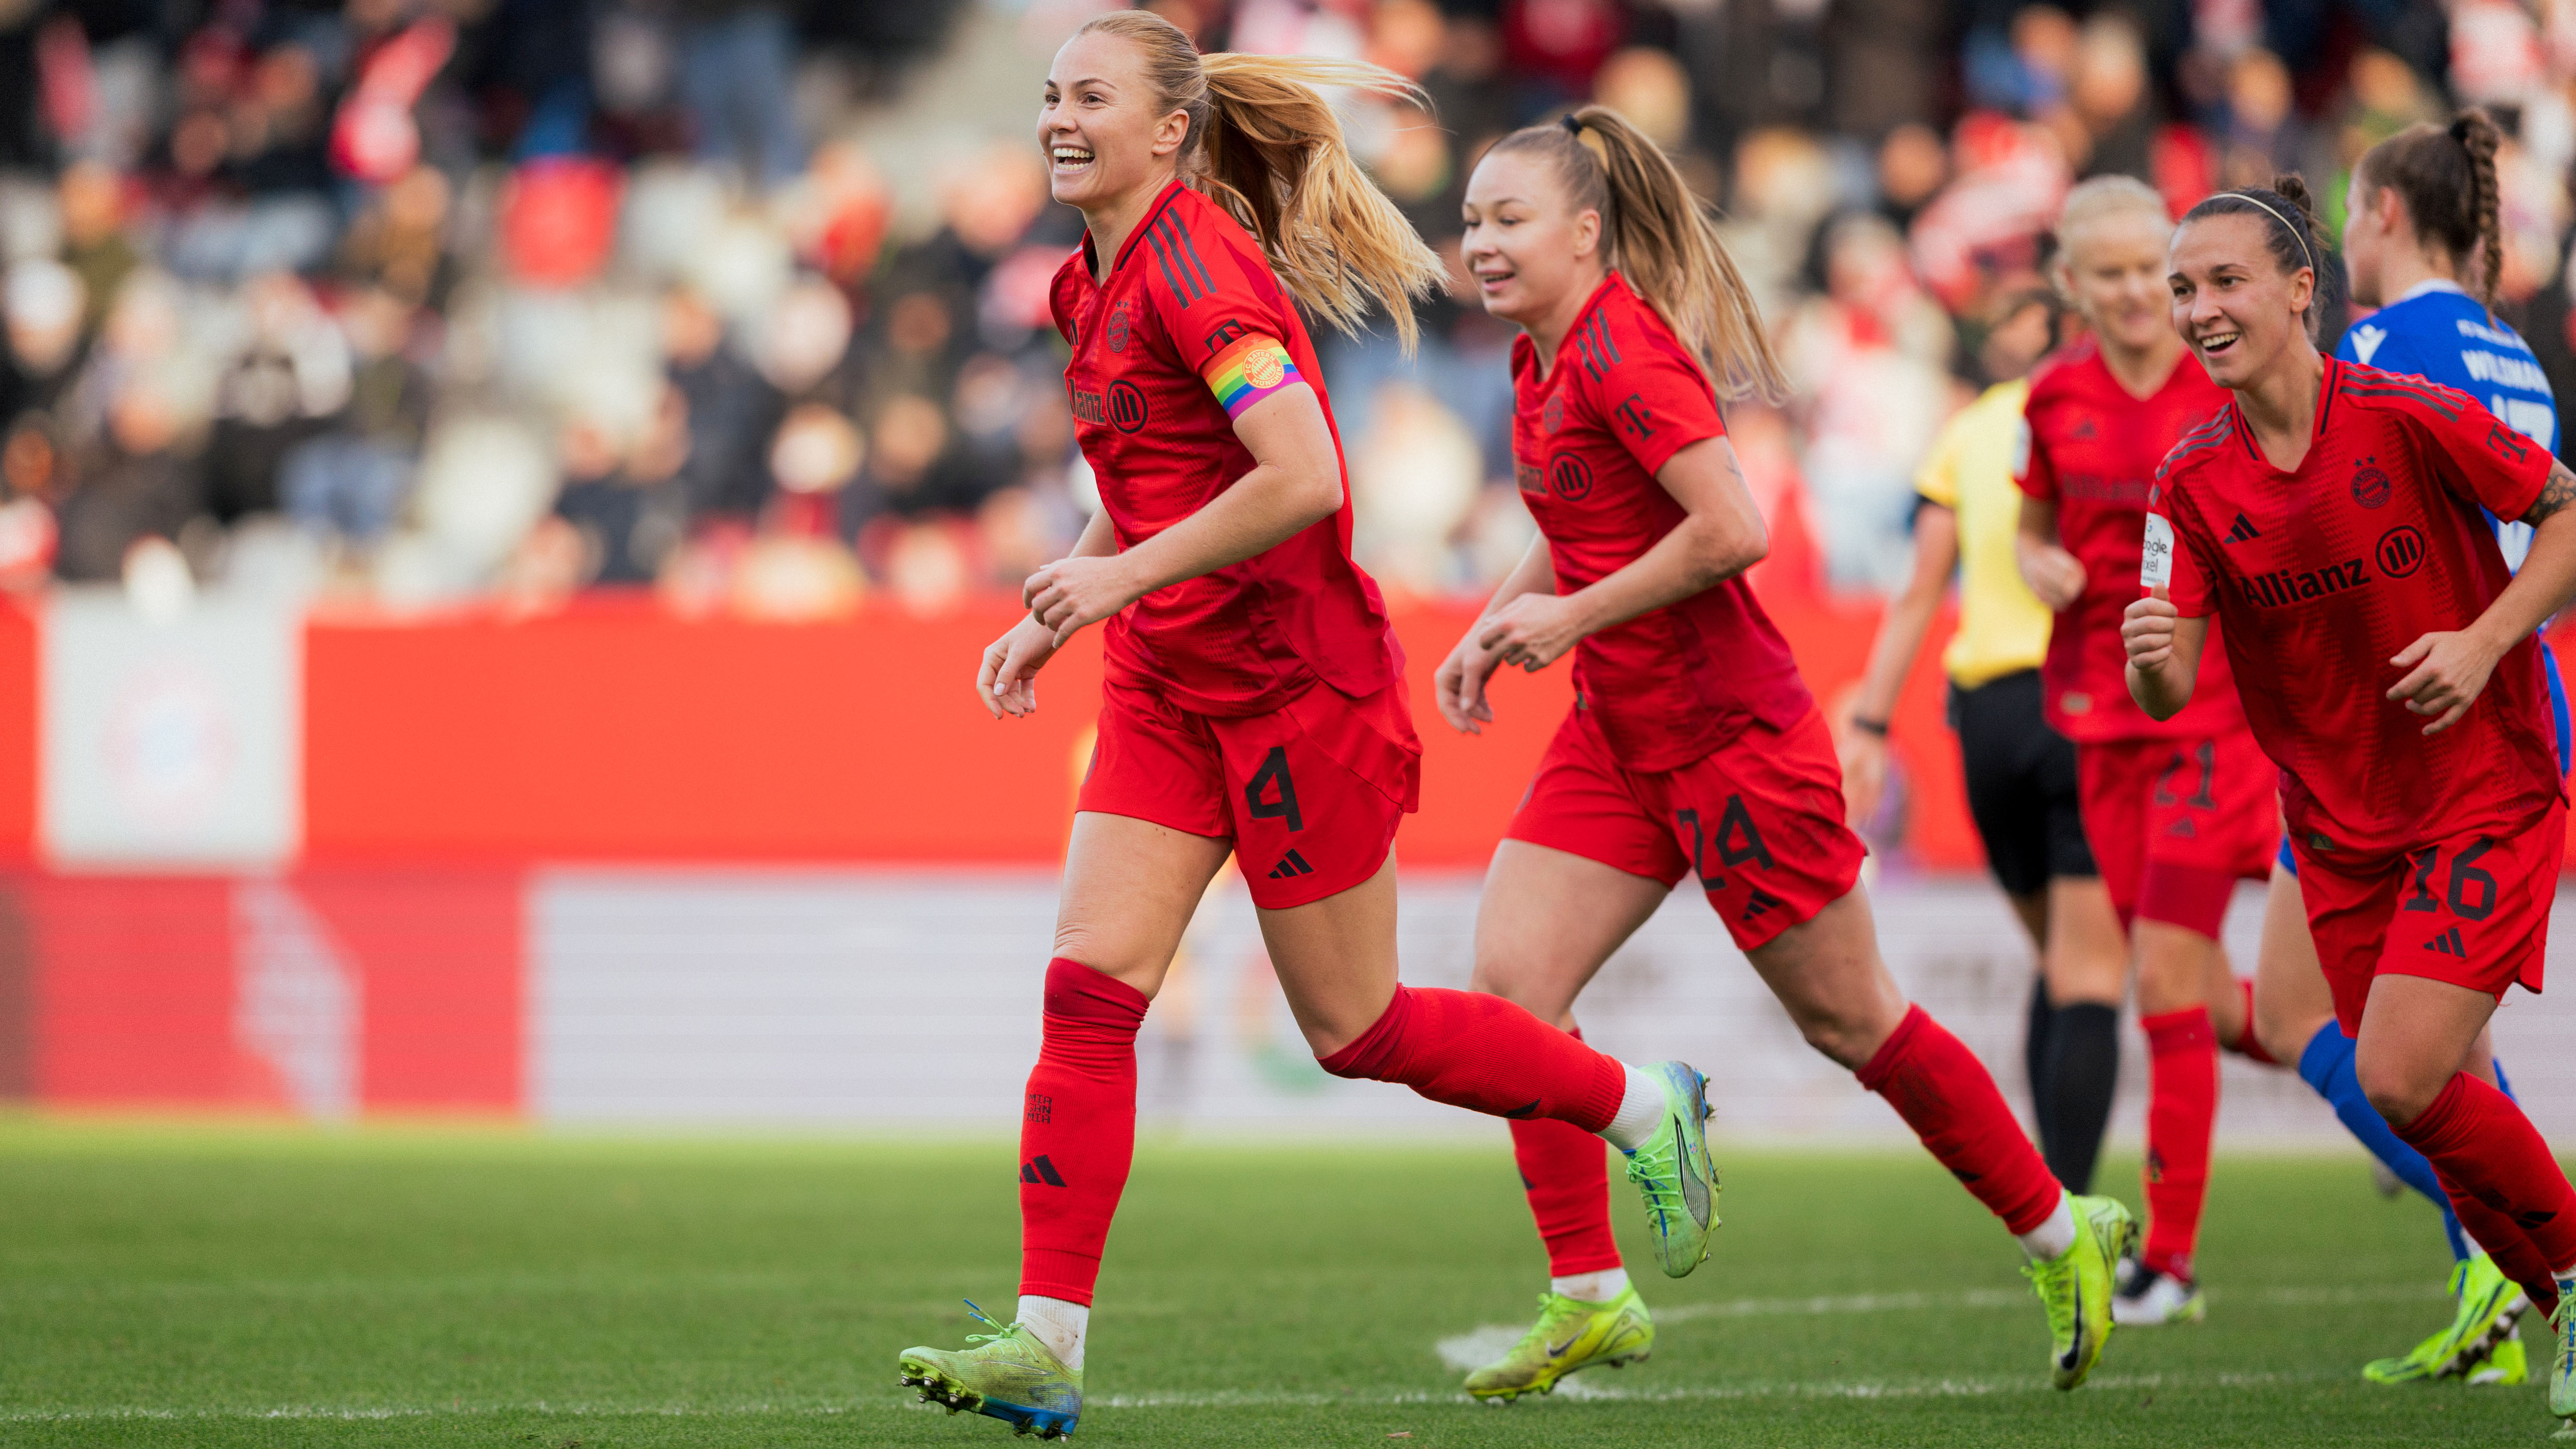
[2131,173,2576,1431]
[2013,176,2285,1328]
[896,16,1723,1441]
[1433,105,2134,1403]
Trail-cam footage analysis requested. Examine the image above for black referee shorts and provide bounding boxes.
[1948,669,2095,897]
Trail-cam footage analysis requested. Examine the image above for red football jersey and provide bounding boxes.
[2156,357,2564,856]
[2016,339,2243,742]
[1049,181,1400,716]
[1510,274,1812,772]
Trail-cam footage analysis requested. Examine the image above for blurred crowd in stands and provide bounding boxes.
[4,0,2576,618]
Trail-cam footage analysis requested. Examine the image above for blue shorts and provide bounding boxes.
[2277,639,2572,876]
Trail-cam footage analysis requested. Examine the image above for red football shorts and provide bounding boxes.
[2291,801,2565,1036]
[1077,678,1422,910]
[1504,704,1865,951]
[2076,728,2279,936]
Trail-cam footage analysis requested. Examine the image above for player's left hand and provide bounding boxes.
[1476,593,1588,672]
[1026,555,1145,645]
[2387,630,2502,735]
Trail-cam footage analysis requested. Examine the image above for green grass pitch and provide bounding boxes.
[1,1120,2563,1446]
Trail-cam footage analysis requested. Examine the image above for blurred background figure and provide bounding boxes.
[0,0,2563,618]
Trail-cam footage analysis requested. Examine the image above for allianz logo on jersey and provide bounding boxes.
[2233,526,2426,608]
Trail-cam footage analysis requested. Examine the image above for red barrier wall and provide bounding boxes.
[301,588,1978,869]
[16,870,520,1113]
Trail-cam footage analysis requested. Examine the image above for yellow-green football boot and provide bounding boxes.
[2363,1254,2525,1384]
[2465,1336,2528,1387]
[1622,1061,1719,1277]
[2551,1283,2576,1430]
[898,1300,1082,1439]
[2023,1193,2136,1391]
[1464,1286,1655,1403]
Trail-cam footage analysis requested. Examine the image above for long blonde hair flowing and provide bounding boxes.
[1484,106,1788,402]
[1075,10,1447,353]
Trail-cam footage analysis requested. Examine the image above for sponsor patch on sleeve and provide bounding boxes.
[2141,512,2175,590]
[1203,333,1303,419]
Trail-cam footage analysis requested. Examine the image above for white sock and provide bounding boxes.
[2016,1193,2078,1262]
[1600,1064,1666,1152]
[1551,1267,1631,1303]
[1016,1294,1088,1371]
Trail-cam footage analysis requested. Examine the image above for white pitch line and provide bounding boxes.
[1443,1276,2447,1357]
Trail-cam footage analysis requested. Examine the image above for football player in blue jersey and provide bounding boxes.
[2240,107,2562,1388]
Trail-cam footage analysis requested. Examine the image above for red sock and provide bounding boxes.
[2398,1073,2576,1305]
[2226,978,2277,1064]
[2437,1163,2564,1318]
[1319,986,1626,1132]
[2140,1007,2218,1278]
[1857,1005,2063,1236]
[1510,1025,1621,1278]
[1017,958,1150,1306]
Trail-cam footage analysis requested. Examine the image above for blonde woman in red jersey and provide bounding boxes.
[897,16,1722,1439]
[2130,173,2576,1431]
[1432,106,2133,1402]
[2013,176,2288,1327]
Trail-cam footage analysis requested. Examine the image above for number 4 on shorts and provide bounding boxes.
[1245,747,1305,832]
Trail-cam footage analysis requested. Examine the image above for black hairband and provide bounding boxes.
[1562,113,1584,136]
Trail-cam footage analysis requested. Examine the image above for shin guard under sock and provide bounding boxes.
[2398,1073,2576,1313]
[1857,1005,2064,1236]
[1509,1027,1622,1278]
[2140,1007,2218,1277]
[1320,986,1626,1132]
[2024,975,2056,1166]
[1018,958,1150,1306]
[2296,1022,2468,1262]
[2041,1002,2119,1196]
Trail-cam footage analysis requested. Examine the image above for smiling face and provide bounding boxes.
[2058,207,2174,357]
[2167,210,2315,390]
[1459,145,1602,328]
[1037,31,1189,214]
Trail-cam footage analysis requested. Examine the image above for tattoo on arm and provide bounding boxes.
[2526,460,2576,525]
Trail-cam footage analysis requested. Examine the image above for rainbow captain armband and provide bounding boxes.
[1204,333,1304,418]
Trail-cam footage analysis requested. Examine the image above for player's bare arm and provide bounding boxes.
[2122,587,2206,719]
[2012,496,2088,612]
[1476,435,1766,672]
[1437,536,1559,734]
[1840,501,1959,822]
[2388,456,2576,734]
[1024,380,1342,648]
[978,508,1119,719]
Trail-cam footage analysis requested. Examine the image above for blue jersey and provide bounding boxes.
[2337,281,2558,567]
[2277,282,2570,874]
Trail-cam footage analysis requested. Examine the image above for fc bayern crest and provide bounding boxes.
[1106,301,1131,354]
[1542,395,1564,434]
[2351,456,2391,509]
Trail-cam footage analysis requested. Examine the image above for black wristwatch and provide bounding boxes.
[1848,715,1891,738]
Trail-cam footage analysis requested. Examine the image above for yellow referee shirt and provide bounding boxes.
[1914,378,2053,689]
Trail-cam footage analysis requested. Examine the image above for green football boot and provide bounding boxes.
[898,1300,1082,1439]
[2363,1254,2525,1384]
[2022,1193,2136,1391]
[1464,1286,1656,1403]
[2465,1336,2528,1387]
[1621,1061,1719,1278]
[2551,1285,2576,1427]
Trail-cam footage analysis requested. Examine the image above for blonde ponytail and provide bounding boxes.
[1076,11,1447,354]
[1487,106,1788,402]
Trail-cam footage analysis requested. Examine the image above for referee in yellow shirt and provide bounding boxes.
[1838,294,2127,1196]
